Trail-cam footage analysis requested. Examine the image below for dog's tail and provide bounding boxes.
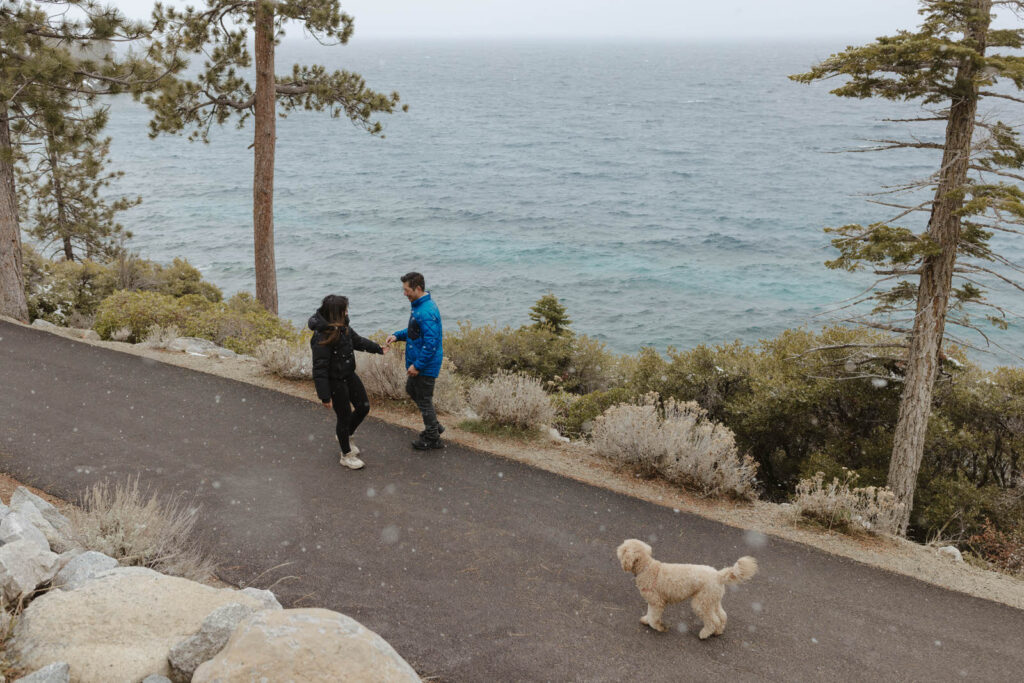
[718,556,758,585]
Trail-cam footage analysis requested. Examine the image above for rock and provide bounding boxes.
[142,676,172,683]
[11,489,73,537]
[66,328,101,341]
[29,319,57,330]
[7,501,68,553]
[14,661,69,683]
[168,603,259,682]
[238,587,282,611]
[0,499,10,520]
[10,570,265,683]
[937,545,964,563]
[54,549,84,575]
[0,540,60,602]
[192,608,419,683]
[0,513,50,553]
[53,551,119,591]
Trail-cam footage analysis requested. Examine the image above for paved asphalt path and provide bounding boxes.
[1,320,1023,682]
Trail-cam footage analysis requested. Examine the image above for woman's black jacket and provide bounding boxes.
[308,312,383,402]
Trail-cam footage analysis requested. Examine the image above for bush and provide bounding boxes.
[67,477,216,581]
[22,248,223,327]
[23,253,120,326]
[967,519,1024,575]
[141,324,182,350]
[356,346,408,400]
[468,371,555,428]
[93,290,298,354]
[445,321,617,394]
[555,387,636,438]
[793,470,904,535]
[589,394,758,499]
[256,337,313,380]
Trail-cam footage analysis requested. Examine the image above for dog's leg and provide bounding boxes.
[640,602,667,632]
[692,594,717,640]
[714,606,727,635]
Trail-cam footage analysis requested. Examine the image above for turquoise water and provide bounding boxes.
[102,40,1022,365]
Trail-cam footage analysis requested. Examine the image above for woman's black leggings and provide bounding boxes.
[331,374,370,454]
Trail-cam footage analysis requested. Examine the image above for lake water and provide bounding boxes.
[101,39,1023,366]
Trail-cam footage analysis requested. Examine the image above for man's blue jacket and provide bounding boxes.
[392,292,443,378]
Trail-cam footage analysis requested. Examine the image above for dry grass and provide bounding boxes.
[589,394,758,500]
[140,324,181,350]
[793,470,905,536]
[468,371,555,428]
[67,477,217,582]
[356,349,408,399]
[255,338,313,380]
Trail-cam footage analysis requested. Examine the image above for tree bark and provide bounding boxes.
[887,0,991,533]
[253,0,278,314]
[0,103,29,322]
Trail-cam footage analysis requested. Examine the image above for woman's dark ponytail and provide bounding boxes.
[318,295,350,346]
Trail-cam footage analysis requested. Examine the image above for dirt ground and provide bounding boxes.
[5,318,1023,611]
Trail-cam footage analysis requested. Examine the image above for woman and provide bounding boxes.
[309,295,386,469]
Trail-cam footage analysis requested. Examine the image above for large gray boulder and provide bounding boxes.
[167,337,237,358]
[14,661,70,683]
[53,551,119,591]
[10,569,266,683]
[7,500,69,553]
[168,602,259,683]
[191,608,420,683]
[238,586,282,611]
[10,488,73,537]
[0,540,60,602]
[0,512,50,552]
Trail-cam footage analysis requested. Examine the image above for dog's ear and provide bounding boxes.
[616,539,646,573]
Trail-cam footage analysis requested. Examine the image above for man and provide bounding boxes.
[386,272,445,450]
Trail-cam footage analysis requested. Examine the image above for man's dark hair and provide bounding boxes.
[401,272,426,291]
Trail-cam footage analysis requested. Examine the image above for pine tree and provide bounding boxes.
[792,0,1024,532]
[530,293,573,336]
[16,105,140,261]
[0,0,176,320]
[146,0,407,314]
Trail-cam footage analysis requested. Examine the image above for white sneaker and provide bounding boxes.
[348,443,361,457]
[340,453,365,469]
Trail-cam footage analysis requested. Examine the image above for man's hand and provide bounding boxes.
[322,400,333,409]
[386,334,398,345]
[407,365,419,377]
[381,345,389,355]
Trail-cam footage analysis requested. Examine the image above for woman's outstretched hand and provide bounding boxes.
[322,400,332,409]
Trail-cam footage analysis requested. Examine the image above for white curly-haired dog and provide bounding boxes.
[616,538,758,639]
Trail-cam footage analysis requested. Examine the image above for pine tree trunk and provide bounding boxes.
[46,132,74,261]
[253,0,278,314]
[0,103,29,322]
[888,0,991,534]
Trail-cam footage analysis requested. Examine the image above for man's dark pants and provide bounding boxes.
[406,375,440,440]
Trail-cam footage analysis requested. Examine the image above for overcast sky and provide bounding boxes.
[108,0,962,40]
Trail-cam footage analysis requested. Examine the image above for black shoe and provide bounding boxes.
[418,424,445,439]
[412,437,444,451]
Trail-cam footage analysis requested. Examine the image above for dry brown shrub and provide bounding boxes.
[468,371,555,428]
[67,477,217,582]
[793,470,904,535]
[255,338,313,380]
[589,393,758,500]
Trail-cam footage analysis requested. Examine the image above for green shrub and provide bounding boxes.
[94,290,298,353]
[556,386,636,438]
[445,321,619,394]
